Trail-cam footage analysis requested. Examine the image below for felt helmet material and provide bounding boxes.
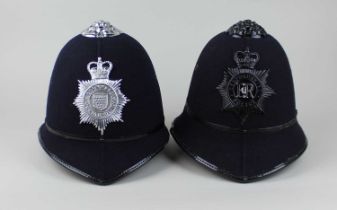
[170,20,307,182]
[39,21,169,184]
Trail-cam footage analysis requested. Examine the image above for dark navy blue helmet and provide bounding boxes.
[39,21,169,184]
[171,20,307,182]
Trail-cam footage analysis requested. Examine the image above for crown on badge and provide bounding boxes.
[234,48,259,69]
[87,57,113,80]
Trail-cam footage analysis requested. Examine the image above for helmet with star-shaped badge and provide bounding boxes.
[38,20,169,184]
[170,20,307,182]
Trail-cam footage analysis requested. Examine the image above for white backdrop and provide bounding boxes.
[0,0,336,209]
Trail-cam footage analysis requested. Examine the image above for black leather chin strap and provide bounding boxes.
[185,104,297,133]
[44,122,166,142]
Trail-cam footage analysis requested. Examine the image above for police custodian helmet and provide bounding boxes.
[38,20,169,184]
[171,20,308,182]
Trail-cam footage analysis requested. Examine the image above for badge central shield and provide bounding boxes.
[91,92,109,111]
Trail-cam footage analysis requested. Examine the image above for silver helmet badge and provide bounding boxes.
[74,57,129,135]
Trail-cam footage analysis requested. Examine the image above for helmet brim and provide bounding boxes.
[38,123,169,185]
[170,111,307,182]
